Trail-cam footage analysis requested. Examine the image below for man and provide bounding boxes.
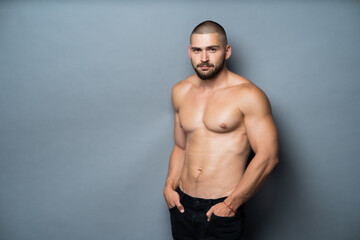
[163,20,279,240]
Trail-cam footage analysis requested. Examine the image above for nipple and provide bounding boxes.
[220,123,227,129]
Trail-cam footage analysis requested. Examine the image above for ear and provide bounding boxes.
[225,44,232,60]
[188,45,191,58]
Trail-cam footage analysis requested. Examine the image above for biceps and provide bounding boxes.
[244,115,278,154]
[174,112,186,150]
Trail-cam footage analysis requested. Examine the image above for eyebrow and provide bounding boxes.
[191,45,220,50]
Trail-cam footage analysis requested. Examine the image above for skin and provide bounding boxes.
[163,33,279,221]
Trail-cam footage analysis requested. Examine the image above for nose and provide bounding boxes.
[200,50,209,62]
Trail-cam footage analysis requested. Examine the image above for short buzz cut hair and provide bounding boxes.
[190,20,228,48]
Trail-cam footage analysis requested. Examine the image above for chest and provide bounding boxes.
[179,90,243,133]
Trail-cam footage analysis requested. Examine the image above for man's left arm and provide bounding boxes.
[206,86,279,220]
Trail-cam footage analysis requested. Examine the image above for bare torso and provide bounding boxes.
[178,72,253,199]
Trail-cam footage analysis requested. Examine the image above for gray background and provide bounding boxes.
[0,0,359,239]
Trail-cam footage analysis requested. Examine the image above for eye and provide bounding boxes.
[193,48,201,53]
[209,48,216,53]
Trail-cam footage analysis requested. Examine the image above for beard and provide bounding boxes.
[191,55,226,80]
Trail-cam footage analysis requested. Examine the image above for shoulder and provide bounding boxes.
[230,76,271,115]
[237,83,268,102]
[171,76,193,95]
[171,75,195,111]
[228,74,267,100]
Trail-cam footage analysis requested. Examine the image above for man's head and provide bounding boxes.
[190,20,227,48]
[189,20,231,80]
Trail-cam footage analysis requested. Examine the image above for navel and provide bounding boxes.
[220,123,227,129]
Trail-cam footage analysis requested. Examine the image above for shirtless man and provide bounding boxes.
[163,20,279,240]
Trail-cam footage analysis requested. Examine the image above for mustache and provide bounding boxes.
[197,63,214,67]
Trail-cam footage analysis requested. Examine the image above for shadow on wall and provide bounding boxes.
[244,111,297,240]
[227,48,297,240]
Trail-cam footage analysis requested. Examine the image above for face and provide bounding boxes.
[189,33,231,80]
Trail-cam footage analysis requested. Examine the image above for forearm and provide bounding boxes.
[225,153,278,209]
[164,145,185,191]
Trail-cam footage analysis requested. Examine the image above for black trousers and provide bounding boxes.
[169,187,245,240]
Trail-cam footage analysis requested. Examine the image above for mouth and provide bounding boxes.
[200,66,210,71]
[197,64,213,71]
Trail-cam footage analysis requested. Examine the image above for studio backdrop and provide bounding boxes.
[0,1,359,240]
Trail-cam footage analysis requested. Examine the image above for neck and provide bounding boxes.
[198,65,230,91]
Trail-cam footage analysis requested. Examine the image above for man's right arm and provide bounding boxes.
[163,83,186,213]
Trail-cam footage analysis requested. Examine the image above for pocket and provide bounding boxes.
[211,213,239,222]
[205,213,244,239]
[168,206,177,213]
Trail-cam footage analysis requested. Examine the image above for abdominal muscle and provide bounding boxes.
[179,129,251,199]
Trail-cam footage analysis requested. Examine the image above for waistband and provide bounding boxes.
[176,187,228,207]
[176,187,246,213]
